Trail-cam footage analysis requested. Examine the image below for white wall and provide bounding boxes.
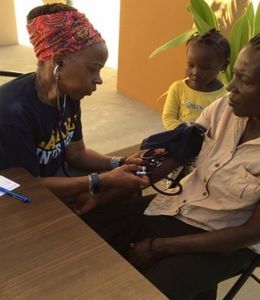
[14,0,120,69]
[14,0,42,46]
[73,0,120,69]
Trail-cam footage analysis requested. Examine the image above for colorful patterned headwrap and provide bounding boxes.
[27,10,105,62]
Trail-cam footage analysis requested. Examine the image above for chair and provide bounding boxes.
[0,70,24,77]
[223,254,260,300]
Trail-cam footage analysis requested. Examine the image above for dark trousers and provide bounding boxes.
[81,195,256,300]
[131,215,256,300]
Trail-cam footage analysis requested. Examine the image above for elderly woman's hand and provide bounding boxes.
[128,238,163,270]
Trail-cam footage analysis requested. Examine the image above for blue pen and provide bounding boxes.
[0,186,31,203]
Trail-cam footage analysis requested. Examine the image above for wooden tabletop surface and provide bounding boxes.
[0,168,166,300]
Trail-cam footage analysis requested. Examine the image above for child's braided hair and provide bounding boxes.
[186,28,230,70]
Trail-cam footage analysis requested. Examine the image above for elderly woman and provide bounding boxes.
[118,34,260,299]
[0,3,149,212]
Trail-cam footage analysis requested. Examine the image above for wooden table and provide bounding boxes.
[0,168,166,300]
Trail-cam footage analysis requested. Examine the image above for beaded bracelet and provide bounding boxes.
[110,156,126,169]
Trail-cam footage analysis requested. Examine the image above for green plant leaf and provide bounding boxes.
[244,2,254,37]
[149,0,255,85]
[254,2,260,35]
[189,0,219,29]
[228,9,251,80]
[149,28,197,58]
[187,3,213,33]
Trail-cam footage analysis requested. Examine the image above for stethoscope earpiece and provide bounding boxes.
[53,65,60,79]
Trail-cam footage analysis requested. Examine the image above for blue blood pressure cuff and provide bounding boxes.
[140,122,206,164]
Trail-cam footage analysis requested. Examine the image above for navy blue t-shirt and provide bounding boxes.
[0,73,82,176]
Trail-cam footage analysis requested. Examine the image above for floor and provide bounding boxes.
[0,45,259,300]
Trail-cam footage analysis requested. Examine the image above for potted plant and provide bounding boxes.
[150,0,260,84]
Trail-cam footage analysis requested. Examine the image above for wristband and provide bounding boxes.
[90,173,100,193]
[110,156,126,169]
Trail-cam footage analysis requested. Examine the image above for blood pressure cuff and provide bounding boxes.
[140,122,206,164]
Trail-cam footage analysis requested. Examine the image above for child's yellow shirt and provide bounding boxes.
[162,79,227,130]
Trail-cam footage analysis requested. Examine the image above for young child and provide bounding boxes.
[162,29,230,185]
[162,29,230,130]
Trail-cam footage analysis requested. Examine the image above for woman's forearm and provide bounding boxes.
[156,224,260,256]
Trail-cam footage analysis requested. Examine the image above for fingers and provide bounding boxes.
[120,164,151,186]
[124,151,148,166]
[121,163,145,173]
[101,164,150,190]
[128,239,154,269]
[153,148,167,155]
[138,176,150,188]
[125,157,144,165]
[127,150,144,159]
[128,245,139,266]
[128,164,151,185]
[70,193,97,215]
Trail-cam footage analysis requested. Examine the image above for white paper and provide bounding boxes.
[0,175,20,196]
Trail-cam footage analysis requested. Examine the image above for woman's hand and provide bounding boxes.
[124,151,145,166]
[67,192,97,215]
[100,164,150,191]
[68,165,150,215]
[128,238,163,270]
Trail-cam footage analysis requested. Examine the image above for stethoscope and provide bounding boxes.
[141,149,183,196]
[54,64,71,177]
[53,65,184,191]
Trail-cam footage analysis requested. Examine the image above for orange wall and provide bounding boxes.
[117,0,193,112]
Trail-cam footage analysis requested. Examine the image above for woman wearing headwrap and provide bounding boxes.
[0,3,150,213]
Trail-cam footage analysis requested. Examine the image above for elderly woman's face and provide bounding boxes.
[58,43,108,100]
[228,45,260,118]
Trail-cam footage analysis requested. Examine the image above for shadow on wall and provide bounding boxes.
[209,0,251,36]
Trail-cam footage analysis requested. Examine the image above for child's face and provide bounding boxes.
[186,45,223,90]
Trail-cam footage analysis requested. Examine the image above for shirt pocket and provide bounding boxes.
[196,130,215,164]
[228,165,260,204]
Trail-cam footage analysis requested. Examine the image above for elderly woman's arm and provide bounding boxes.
[129,201,260,268]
